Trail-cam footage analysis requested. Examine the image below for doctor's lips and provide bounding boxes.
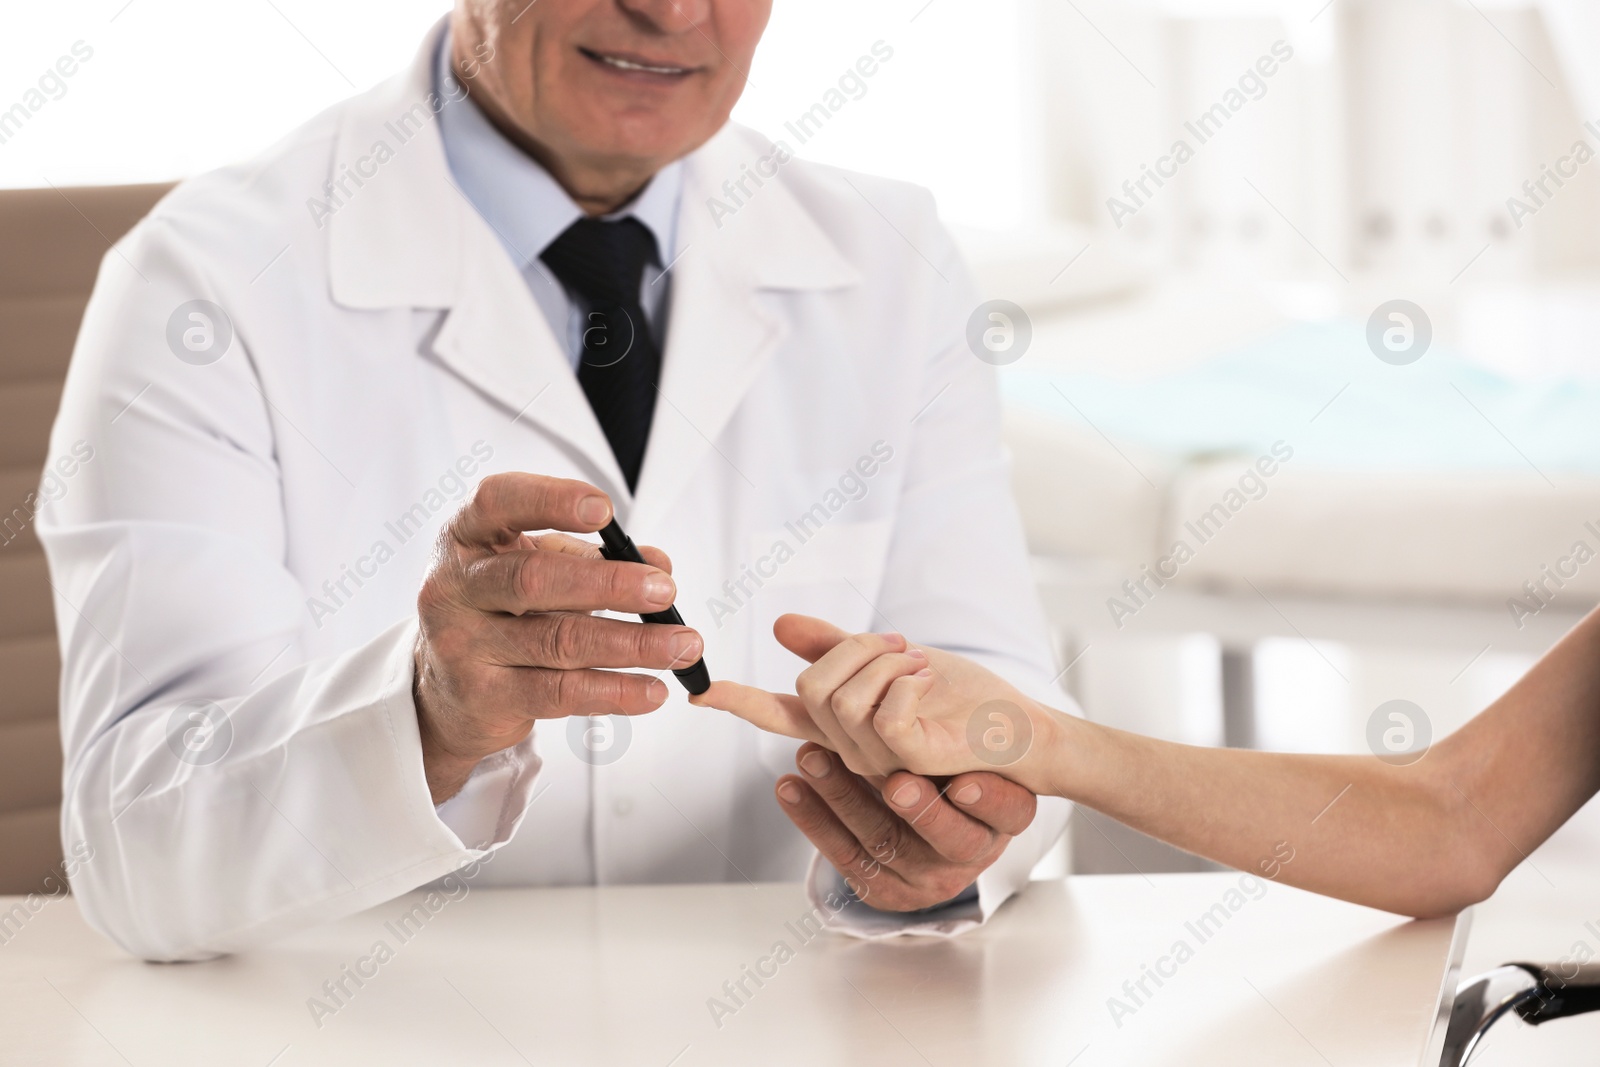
[578,46,702,82]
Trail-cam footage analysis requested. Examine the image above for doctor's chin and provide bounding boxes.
[4,1,1600,1064]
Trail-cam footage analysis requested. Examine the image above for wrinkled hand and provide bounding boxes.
[414,473,703,803]
[776,744,1037,910]
[693,614,1045,911]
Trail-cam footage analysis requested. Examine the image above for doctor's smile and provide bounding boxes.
[15,0,1600,1062]
[577,46,702,79]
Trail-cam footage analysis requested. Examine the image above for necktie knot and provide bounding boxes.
[540,216,660,309]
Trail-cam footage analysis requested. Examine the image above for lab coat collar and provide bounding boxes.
[433,32,683,272]
[327,17,861,517]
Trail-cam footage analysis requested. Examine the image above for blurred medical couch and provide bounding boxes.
[960,226,1600,755]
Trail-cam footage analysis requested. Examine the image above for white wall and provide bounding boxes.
[733,0,1043,228]
[0,0,1043,229]
[0,0,449,188]
[1032,0,1600,284]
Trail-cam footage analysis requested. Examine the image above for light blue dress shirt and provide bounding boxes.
[433,36,683,367]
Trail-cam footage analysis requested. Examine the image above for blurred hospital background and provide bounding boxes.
[6,1,1600,1057]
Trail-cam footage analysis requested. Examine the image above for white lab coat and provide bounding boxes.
[42,22,1072,962]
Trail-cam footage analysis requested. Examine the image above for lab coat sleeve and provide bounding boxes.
[40,214,540,961]
[813,198,1074,938]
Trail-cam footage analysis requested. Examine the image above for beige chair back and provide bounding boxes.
[0,183,171,894]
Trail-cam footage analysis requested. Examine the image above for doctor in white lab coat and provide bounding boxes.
[41,0,1071,961]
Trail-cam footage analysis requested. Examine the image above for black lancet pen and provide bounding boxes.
[596,519,712,695]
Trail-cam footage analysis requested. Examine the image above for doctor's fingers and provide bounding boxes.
[939,772,1039,837]
[776,772,936,904]
[505,665,670,719]
[450,547,678,615]
[777,780,925,906]
[449,473,615,547]
[789,746,936,871]
[877,770,1016,867]
[527,532,673,573]
[466,611,703,673]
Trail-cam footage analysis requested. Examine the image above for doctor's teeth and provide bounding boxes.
[598,54,688,75]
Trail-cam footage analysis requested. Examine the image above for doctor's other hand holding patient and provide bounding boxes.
[44,0,1069,960]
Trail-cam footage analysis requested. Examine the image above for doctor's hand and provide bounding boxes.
[414,473,702,804]
[777,744,1038,911]
[693,615,1042,910]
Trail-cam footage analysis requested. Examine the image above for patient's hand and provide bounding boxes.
[694,614,1046,911]
[693,614,1059,785]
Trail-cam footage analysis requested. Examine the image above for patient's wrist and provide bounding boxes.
[1020,704,1095,801]
[1012,700,1075,798]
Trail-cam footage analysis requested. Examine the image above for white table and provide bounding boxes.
[0,874,1465,1066]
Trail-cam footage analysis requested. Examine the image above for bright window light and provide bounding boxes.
[733,0,1040,228]
[0,1,1035,228]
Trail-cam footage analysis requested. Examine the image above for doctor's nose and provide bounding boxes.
[616,0,712,35]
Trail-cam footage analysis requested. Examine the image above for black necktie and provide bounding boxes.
[540,217,662,493]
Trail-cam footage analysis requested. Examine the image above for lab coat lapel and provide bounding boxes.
[429,226,629,498]
[632,236,782,532]
[630,129,861,532]
[325,21,628,500]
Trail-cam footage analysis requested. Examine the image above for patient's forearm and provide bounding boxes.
[1028,604,1600,918]
[1040,723,1490,916]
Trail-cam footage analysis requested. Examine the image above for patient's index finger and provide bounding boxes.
[691,681,830,746]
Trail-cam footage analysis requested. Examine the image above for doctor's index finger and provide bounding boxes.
[451,472,614,548]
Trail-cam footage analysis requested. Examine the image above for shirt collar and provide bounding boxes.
[434,34,682,269]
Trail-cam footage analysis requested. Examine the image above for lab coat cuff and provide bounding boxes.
[375,616,540,861]
[375,617,486,860]
[433,732,543,852]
